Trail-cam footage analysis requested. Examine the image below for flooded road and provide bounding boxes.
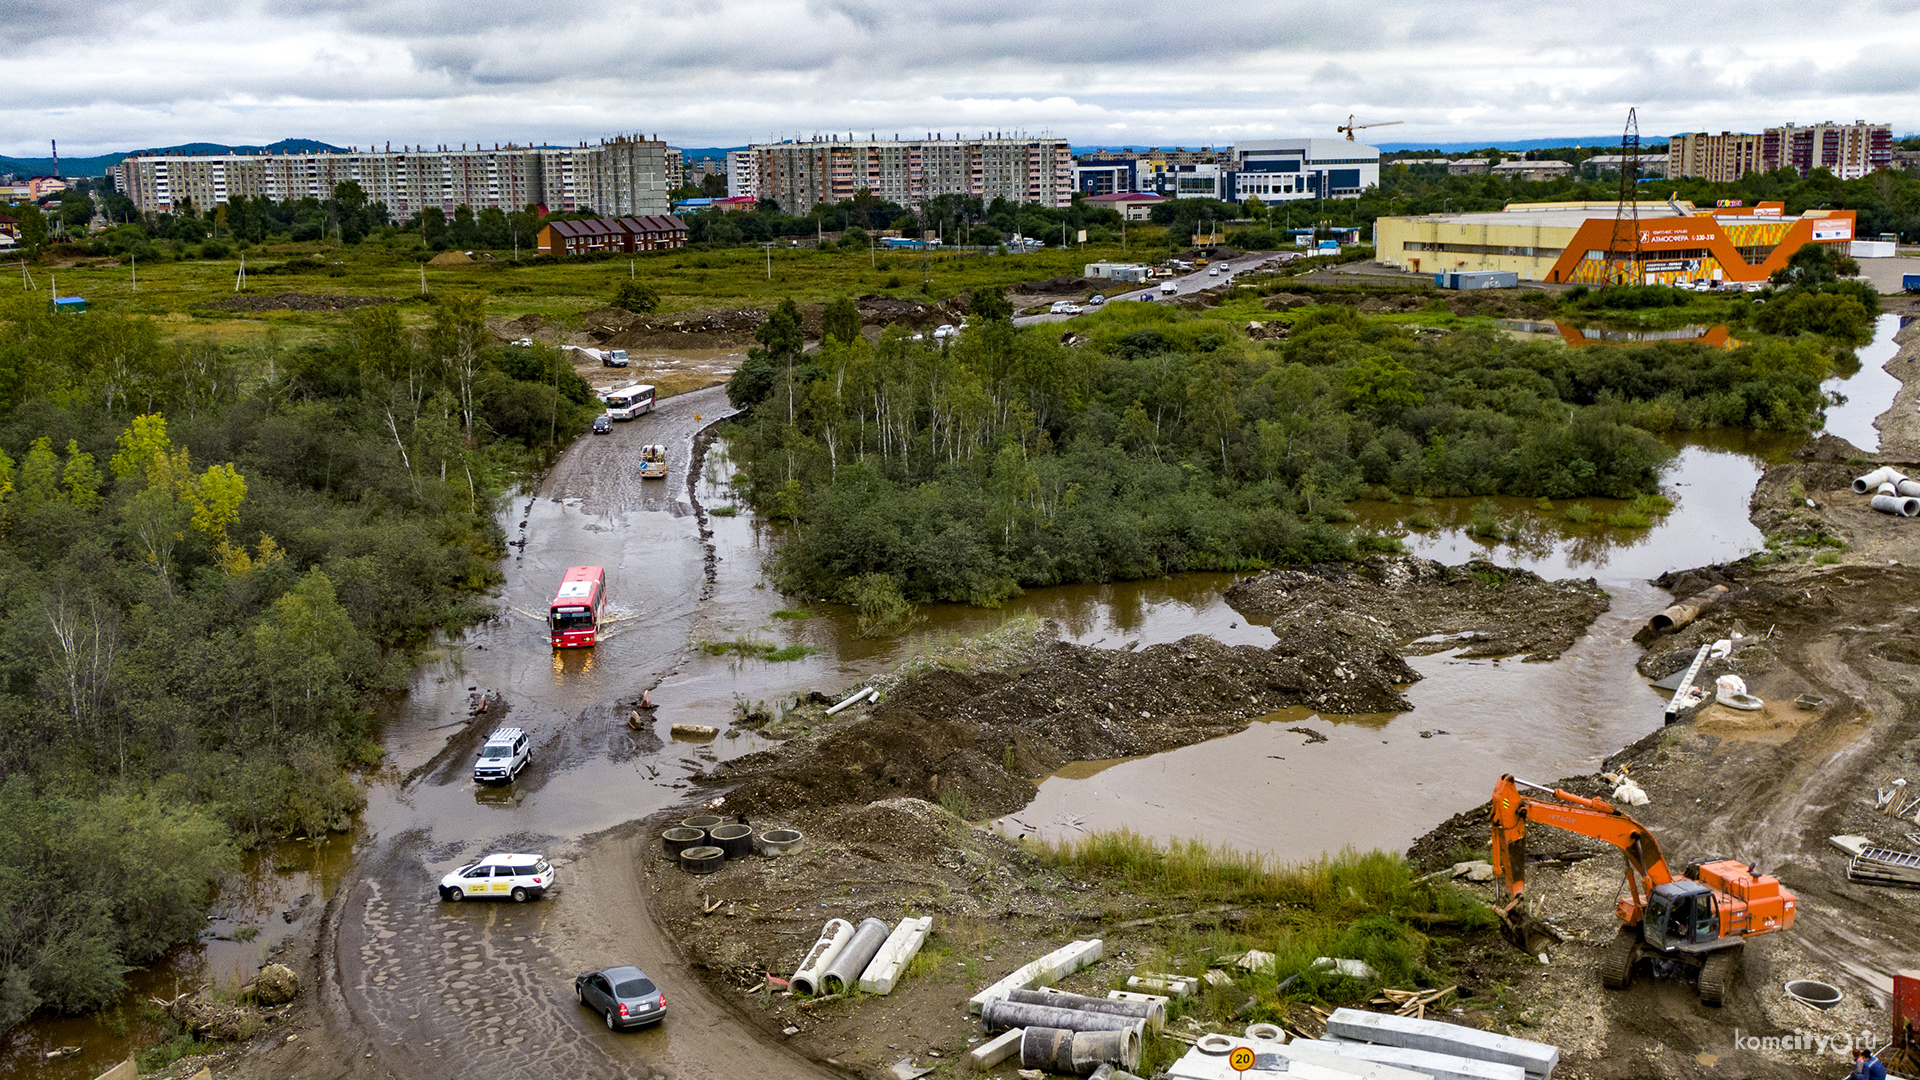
[1821,312,1904,452]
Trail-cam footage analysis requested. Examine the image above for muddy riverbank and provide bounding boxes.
[703,556,1610,821]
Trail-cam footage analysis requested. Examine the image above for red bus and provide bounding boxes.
[549,566,607,648]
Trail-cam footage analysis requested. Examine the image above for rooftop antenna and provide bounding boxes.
[1602,108,1642,287]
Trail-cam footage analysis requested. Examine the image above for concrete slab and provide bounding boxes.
[968,1027,1023,1071]
[1291,1039,1526,1080]
[1106,989,1170,1007]
[1324,1009,1558,1079]
[967,939,1103,1014]
[1167,1037,1429,1080]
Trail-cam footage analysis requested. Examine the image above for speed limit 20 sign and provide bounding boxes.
[1228,1045,1257,1071]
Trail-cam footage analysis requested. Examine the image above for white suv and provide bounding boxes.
[439,853,557,903]
[473,727,531,784]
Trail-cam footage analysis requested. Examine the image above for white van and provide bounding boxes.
[1160,282,1179,295]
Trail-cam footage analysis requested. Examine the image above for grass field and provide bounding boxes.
[21,231,1174,345]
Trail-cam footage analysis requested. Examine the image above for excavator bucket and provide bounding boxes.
[1496,901,1565,956]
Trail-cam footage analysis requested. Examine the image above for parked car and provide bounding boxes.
[933,324,957,339]
[592,415,612,435]
[603,349,630,367]
[576,965,666,1029]
[439,853,556,902]
[472,727,531,784]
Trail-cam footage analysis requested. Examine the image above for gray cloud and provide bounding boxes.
[5,0,1919,156]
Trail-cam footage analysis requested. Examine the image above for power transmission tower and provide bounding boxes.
[1603,108,1642,287]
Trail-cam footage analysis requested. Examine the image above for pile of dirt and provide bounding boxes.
[208,293,397,312]
[584,306,768,349]
[1012,275,1093,294]
[1226,555,1611,661]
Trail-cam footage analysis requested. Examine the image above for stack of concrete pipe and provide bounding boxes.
[1856,466,1920,517]
[979,998,1147,1074]
[1019,1024,1143,1074]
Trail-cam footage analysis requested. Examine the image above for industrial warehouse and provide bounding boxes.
[1373,200,1861,287]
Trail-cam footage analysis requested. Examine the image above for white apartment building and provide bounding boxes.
[113,135,673,217]
[726,149,759,200]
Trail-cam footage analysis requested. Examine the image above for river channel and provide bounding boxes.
[5,315,1905,1078]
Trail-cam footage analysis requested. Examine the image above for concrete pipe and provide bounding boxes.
[1879,483,1900,496]
[1784,979,1843,1010]
[1649,584,1729,632]
[1854,466,1907,494]
[677,845,725,874]
[789,919,854,996]
[1899,479,1920,498]
[1871,494,1920,517]
[1019,1026,1142,1075]
[661,826,706,858]
[1021,1027,1076,1073]
[1245,1022,1285,1042]
[758,828,805,856]
[981,998,1147,1036]
[708,823,754,860]
[1011,988,1163,1033]
[820,917,891,995]
[681,814,725,832]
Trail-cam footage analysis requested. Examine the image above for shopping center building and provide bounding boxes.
[1373,201,1858,286]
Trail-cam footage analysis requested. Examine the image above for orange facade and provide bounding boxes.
[1547,203,1855,286]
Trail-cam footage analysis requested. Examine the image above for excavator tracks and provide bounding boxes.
[1696,947,1740,1007]
[1599,928,1639,989]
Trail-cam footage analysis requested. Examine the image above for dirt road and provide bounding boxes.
[229,385,847,1080]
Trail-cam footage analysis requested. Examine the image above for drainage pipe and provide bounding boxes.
[1020,1025,1143,1074]
[982,998,1146,1035]
[825,686,875,716]
[1649,584,1729,632]
[819,917,890,995]
[1899,479,1920,498]
[1854,467,1908,494]
[858,916,933,995]
[1879,483,1899,496]
[1012,988,1163,1033]
[790,919,854,996]
[1871,494,1920,518]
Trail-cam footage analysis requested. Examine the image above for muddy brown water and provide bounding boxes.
[10,317,1907,1076]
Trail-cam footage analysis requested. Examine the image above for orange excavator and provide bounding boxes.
[1490,774,1797,1006]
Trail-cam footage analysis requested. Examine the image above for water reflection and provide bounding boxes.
[1499,320,1735,348]
[1821,314,1903,452]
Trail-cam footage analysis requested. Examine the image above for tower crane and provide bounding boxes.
[1337,114,1403,141]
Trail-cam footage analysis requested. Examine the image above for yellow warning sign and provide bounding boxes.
[1229,1045,1256,1072]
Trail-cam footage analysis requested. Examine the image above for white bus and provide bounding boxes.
[603,383,656,421]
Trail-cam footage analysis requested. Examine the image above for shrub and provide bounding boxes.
[612,280,660,313]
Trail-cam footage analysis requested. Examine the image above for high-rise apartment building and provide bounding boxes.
[1668,122,1892,181]
[748,135,1073,213]
[112,135,674,217]
[726,149,759,200]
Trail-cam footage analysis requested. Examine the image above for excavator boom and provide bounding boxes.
[1491,774,1673,922]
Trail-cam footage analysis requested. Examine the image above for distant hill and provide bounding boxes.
[0,138,347,178]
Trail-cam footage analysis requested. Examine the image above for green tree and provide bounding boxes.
[821,295,861,345]
[59,441,101,510]
[253,569,363,737]
[968,285,1014,323]
[15,204,48,255]
[16,438,59,511]
[1344,355,1424,418]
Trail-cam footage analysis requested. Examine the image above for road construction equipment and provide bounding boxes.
[1490,773,1796,1006]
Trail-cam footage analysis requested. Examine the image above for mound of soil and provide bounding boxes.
[1226,555,1610,662]
[1012,275,1093,294]
[209,292,397,312]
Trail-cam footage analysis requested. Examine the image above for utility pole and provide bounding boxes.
[420,265,428,296]
[131,254,137,293]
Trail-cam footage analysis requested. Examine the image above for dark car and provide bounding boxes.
[575,965,665,1029]
[592,415,612,434]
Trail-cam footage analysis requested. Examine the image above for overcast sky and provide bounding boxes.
[9,0,1920,157]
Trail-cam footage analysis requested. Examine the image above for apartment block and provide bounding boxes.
[1669,121,1893,181]
[748,135,1073,213]
[113,135,674,217]
[726,149,759,199]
